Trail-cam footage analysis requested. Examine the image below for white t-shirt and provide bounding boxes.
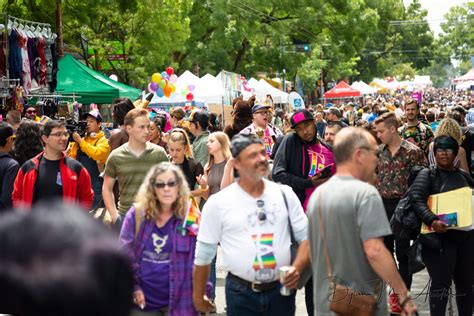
[198,180,308,283]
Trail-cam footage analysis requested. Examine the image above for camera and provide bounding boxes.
[66,119,87,141]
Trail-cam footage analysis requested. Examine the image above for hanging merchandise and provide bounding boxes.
[3,15,58,94]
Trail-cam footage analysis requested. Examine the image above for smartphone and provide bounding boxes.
[316,164,333,179]
[438,213,458,227]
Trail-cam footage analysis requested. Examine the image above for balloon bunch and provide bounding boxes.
[180,84,195,102]
[148,67,178,98]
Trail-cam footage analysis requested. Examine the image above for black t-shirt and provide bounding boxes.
[176,158,203,190]
[33,158,63,204]
[438,169,470,193]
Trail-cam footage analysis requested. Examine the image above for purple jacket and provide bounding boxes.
[119,206,198,316]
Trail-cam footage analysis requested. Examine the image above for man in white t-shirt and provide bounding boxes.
[193,134,308,316]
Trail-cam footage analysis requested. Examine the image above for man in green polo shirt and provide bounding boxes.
[103,108,168,225]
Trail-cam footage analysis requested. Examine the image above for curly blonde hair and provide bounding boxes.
[435,118,462,144]
[134,162,190,220]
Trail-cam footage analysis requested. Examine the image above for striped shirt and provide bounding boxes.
[104,142,168,215]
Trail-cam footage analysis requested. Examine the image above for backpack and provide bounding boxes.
[390,166,438,240]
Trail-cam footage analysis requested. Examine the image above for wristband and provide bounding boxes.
[199,185,209,192]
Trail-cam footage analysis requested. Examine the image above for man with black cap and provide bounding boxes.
[0,123,19,211]
[272,109,335,316]
[193,134,309,316]
[240,101,282,157]
[68,109,110,208]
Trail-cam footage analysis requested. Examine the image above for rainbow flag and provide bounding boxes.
[251,233,277,270]
[182,198,201,236]
[39,116,51,125]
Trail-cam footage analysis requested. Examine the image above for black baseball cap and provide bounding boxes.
[0,122,14,145]
[290,110,314,129]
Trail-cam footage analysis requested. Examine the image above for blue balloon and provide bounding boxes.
[157,87,164,97]
[161,71,169,79]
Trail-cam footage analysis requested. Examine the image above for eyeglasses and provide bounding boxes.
[435,148,455,155]
[26,110,36,114]
[7,135,16,141]
[256,199,266,222]
[255,111,269,116]
[154,180,178,189]
[49,132,70,138]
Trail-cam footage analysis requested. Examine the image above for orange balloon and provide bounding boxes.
[164,85,171,97]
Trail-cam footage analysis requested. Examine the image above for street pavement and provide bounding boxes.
[213,249,458,315]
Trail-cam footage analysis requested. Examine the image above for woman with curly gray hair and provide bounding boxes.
[119,162,201,316]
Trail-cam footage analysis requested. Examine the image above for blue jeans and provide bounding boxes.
[209,254,217,300]
[225,275,296,316]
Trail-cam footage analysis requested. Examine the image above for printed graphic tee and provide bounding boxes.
[198,180,308,283]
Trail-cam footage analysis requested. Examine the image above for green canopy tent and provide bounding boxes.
[55,54,141,104]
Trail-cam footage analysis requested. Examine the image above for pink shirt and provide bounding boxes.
[303,143,336,211]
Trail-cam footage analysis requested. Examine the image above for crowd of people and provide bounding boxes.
[0,87,472,316]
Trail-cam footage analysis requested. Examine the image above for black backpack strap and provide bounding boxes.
[63,157,83,177]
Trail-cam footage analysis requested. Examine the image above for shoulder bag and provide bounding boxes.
[280,186,312,289]
[317,192,379,316]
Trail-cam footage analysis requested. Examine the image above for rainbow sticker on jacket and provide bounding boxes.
[252,233,277,270]
[308,148,326,177]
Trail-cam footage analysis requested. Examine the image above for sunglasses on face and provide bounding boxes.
[256,199,266,221]
[154,180,178,189]
[435,148,455,155]
[26,110,36,114]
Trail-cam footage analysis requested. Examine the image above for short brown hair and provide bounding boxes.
[405,98,419,110]
[374,112,399,128]
[6,110,21,125]
[123,108,149,126]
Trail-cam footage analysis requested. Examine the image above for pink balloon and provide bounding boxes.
[170,74,178,83]
[188,84,195,92]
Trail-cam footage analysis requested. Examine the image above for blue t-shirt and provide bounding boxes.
[140,216,175,311]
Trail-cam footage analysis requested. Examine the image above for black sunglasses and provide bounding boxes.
[154,180,178,189]
[256,199,266,221]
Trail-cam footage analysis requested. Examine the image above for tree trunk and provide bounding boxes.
[233,37,249,72]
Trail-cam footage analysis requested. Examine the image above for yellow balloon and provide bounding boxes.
[151,73,162,83]
[171,84,176,93]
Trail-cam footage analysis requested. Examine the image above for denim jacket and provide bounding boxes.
[120,206,198,316]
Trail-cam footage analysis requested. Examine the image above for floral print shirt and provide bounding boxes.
[375,140,428,199]
[399,122,434,153]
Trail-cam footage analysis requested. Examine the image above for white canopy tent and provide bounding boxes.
[258,79,289,103]
[141,91,205,107]
[241,78,268,100]
[411,75,433,88]
[194,73,225,104]
[456,80,474,90]
[176,70,200,95]
[351,81,376,95]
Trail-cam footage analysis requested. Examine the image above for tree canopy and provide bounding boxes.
[1,0,471,91]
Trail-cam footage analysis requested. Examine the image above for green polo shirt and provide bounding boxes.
[104,142,168,215]
[192,131,209,168]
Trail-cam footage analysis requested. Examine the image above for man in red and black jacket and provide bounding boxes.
[12,120,94,210]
